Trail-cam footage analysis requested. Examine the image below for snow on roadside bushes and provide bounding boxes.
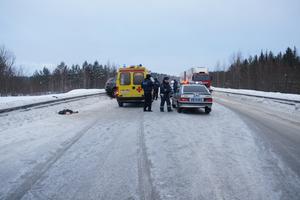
[0,89,105,110]
[212,87,300,101]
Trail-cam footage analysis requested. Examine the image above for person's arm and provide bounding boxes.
[141,81,144,90]
[167,85,172,95]
[160,84,165,94]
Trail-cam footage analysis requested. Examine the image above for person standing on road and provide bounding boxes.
[141,74,154,112]
[153,78,160,101]
[173,79,178,94]
[160,77,173,112]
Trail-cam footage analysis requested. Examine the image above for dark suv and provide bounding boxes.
[105,77,116,97]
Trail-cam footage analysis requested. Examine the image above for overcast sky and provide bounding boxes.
[1,0,300,75]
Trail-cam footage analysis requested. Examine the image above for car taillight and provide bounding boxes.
[179,97,190,102]
[115,87,119,96]
[204,98,213,102]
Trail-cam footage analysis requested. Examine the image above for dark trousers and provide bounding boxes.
[160,94,171,111]
[153,89,159,100]
[144,92,152,111]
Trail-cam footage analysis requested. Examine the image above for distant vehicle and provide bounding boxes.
[115,65,150,107]
[105,77,116,97]
[180,67,212,90]
[172,84,213,114]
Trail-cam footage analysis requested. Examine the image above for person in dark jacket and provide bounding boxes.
[141,74,154,112]
[160,77,172,112]
[173,79,178,94]
[153,78,160,100]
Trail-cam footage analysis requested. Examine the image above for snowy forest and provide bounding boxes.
[210,47,300,94]
[0,45,175,96]
[0,46,117,96]
[1,45,300,96]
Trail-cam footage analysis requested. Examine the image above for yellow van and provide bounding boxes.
[115,65,150,107]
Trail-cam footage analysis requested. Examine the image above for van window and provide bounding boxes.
[120,72,130,85]
[192,74,210,81]
[133,72,144,85]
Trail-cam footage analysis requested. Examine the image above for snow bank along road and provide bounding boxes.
[0,89,105,113]
[0,94,300,200]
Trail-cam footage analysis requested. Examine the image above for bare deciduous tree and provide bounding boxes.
[0,46,16,95]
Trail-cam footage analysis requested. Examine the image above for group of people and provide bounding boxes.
[141,74,178,112]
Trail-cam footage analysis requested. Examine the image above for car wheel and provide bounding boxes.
[205,107,211,114]
[118,102,123,107]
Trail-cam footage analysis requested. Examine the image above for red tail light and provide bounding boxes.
[179,97,190,102]
[204,98,213,102]
[115,87,119,96]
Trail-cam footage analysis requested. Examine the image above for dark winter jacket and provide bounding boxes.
[160,82,172,95]
[141,78,154,93]
[153,80,160,90]
[173,80,178,92]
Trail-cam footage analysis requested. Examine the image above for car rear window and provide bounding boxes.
[120,72,130,85]
[133,72,144,85]
[183,85,209,94]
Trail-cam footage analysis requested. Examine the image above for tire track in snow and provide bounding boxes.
[26,121,131,200]
[137,113,160,200]
[4,118,100,200]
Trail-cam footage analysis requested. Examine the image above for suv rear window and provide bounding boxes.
[133,72,144,85]
[120,72,130,85]
[183,85,209,94]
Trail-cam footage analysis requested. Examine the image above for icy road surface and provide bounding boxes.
[0,95,300,200]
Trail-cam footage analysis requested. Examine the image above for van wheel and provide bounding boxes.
[118,102,123,107]
[205,107,211,114]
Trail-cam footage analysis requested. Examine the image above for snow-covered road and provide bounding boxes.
[0,94,300,200]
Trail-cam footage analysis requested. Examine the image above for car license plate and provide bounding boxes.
[190,98,202,102]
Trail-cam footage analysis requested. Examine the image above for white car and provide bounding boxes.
[172,84,213,114]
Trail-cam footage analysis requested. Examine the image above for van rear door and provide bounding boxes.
[118,72,131,97]
[131,72,144,97]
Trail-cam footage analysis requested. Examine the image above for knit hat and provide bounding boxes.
[146,74,151,79]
